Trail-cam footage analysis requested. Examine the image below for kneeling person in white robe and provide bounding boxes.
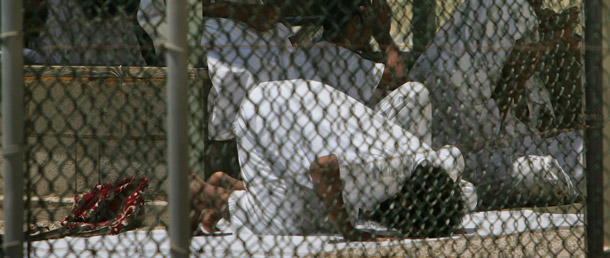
[401,0,582,207]
[190,80,477,239]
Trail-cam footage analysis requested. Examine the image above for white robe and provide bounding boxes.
[403,0,583,203]
[230,79,477,235]
[202,18,385,140]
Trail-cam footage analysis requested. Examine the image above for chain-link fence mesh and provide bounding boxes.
[1,0,601,256]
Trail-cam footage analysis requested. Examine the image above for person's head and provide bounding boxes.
[370,164,465,238]
[320,0,372,51]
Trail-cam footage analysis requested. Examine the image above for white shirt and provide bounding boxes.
[231,79,476,235]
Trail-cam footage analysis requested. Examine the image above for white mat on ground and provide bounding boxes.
[27,210,583,257]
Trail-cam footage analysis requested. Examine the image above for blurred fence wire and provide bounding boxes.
[0,0,603,257]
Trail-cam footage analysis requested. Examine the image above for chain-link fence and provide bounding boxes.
[1,0,605,256]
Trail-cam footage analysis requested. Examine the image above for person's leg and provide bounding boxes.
[374,82,431,145]
[193,171,243,234]
[196,209,223,235]
[234,79,437,234]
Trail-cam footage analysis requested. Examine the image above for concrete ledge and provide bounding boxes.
[2,65,211,204]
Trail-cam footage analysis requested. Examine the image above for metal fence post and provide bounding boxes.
[167,0,190,257]
[1,0,25,257]
[585,0,604,257]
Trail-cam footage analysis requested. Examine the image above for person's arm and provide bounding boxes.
[366,0,408,90]
[378,44,408,90]
[308,154,374,241]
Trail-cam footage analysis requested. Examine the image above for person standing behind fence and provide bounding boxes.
[201,0,416,140]
[32,0,158,66]
[190,79,478,239]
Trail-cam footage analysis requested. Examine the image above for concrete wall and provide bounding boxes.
[1,66,210,204]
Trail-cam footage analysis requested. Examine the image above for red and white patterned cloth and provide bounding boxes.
[61,177,148,234]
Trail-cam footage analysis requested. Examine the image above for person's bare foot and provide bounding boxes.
[208,171,244,190]
[199,209,222,234]
[189,173,234,235]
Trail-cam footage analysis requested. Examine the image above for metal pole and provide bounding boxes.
[584,0,604,257]
[166,0,190,257]
[1,0,25,257]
